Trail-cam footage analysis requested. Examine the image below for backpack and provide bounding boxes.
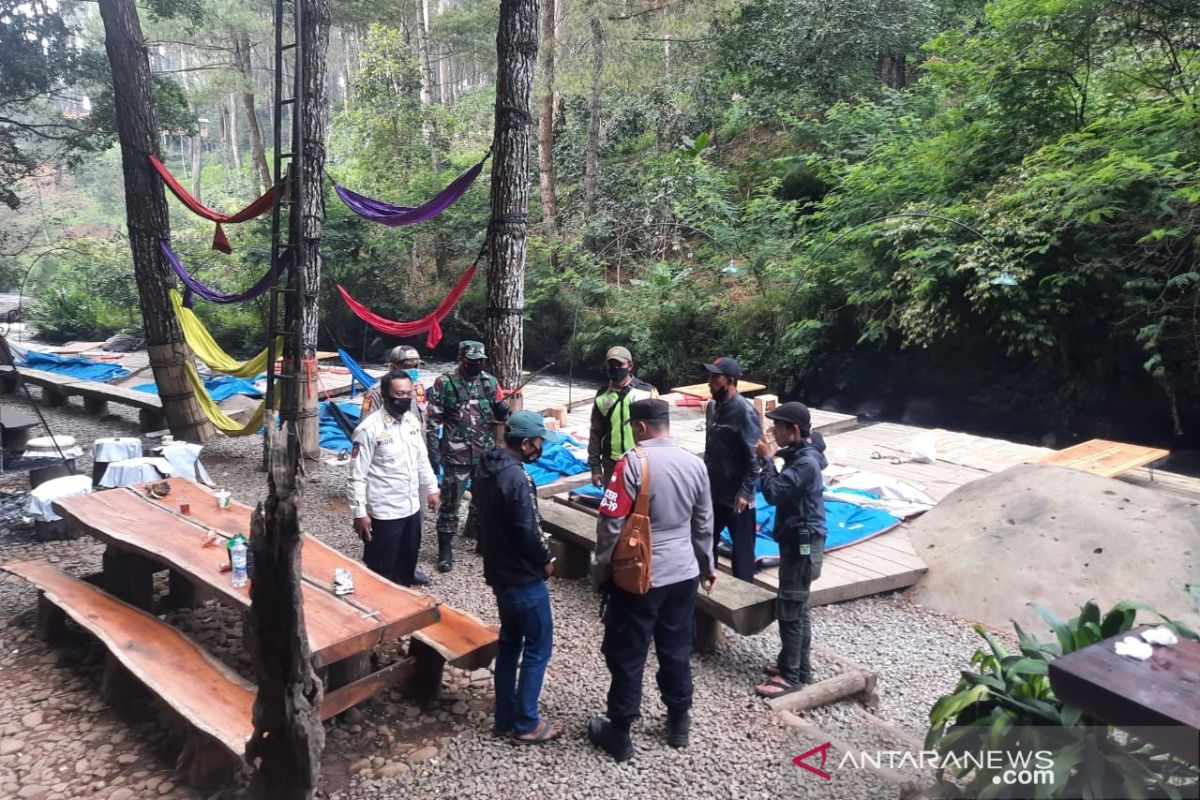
[611,447,653,595]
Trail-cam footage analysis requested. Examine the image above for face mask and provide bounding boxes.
[608,366,630,383]
[523,442,544,464]
[462,362,483,377]
[711,384,730,402]
[387,397,412,415]
[404,368,420,383]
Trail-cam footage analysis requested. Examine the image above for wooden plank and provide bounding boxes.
[319,658,415,719]
[52,489,385,668]
[1049,626,1200,765]
[1033,438,1170,478]
[412,605,499,671]
[12,367,162,410]
[1,560,254,759]
[50,341,108,355]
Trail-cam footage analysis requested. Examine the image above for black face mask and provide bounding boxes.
[608,366,630,383]
[523,442,544,464]
[462,362,483,377]
[387,397,412,415]
[711,384,730,402]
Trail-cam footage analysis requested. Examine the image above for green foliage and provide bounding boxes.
[926,599,1199,798]
[26,238,142,342]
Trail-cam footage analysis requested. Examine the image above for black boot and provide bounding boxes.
[436,530,454,573]
[666,710,690,749]
[587,716,634,762]
[412,568,432,587]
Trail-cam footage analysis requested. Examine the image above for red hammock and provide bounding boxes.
[149,155,277,253]
[336,265,477,348]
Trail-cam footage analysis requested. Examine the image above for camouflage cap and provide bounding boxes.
[458,340,486,360]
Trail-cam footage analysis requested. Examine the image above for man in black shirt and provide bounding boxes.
[701,356,761,582]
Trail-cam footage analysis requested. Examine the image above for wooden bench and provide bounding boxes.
[3,559,254,787]
[538,500,778,651]
[0,366,165,430]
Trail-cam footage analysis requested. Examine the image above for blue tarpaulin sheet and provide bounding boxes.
[18,350,129,382]
[524,431,590,486]
[320,400,361,452]
[337,348,375,397]
[134,375,263,403]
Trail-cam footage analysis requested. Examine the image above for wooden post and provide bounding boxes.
[693,610,724,654]
[754,394,778,446]
[405,638,445,704]
[541,406,567,427]
[41,386,67,407]
[84,396,109,416]
[548,538,589,580]
[166,569,199,609]
[35,593,66,644]
[102,547,155,611]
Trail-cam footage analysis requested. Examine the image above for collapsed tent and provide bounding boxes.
[161,242,281,307]
[524,432,590,486]
[336,264,476,348]
[134,374,262,403]
[150,156,276,253]
[331,157,486,227]
[16,350,129,382]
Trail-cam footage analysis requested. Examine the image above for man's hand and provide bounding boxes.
[353,516,372,543]
[754,436,773,459]
[702,572,717,593]
[734,495,750,513]
[544,559,555,578]
[426,492,441,514]
[591,468,604,489]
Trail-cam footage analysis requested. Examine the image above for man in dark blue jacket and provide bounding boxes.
[753,402,827,698]
[474,411,562,743]
[701,356,761,581]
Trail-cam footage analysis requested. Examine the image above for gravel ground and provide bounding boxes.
[0,393,992,800]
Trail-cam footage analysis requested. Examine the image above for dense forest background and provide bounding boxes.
[1,0,1198,453]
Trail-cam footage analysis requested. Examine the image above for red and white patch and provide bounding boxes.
[598,456,634,518]
[350,443,360,459]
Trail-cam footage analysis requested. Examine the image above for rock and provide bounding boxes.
[0,739,24,755]
[156,781,174,795]
[116,754,137,765]
[144,776,161,791]
[377,763,411,778]
[371,756,385,769]
[102,333,143,353]
[408,746,438,764]
[73,759,88,774]
[449,701,468,715]
[20,711,42,729]
[17,786,47,799]
[340,708,365,725]
[349,758,371,775]
[108,789,134,800]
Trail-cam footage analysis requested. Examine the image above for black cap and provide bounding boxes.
[629,398,670,422]
[766,401,811,432]
[700,356,742,380]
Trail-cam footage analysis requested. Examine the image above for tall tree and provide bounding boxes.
[537,0,559,239]
[487,0,539,388]
[233,28,273,194]
[583,11,603,217]
[245,1,330,797]
[415,0,442,170]
[97,0,213,442]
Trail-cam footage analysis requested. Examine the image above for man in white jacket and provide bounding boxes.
[347,372,441,587]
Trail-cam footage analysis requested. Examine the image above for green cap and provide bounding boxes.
[459,340,486,360]
[506,410,547,439]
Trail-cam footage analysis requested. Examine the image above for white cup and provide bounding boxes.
[214,489,231,509]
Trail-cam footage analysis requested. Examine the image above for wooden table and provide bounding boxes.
[1048,625,1200,765]
[1032,438,1169,478]
[672,381,766,400]
[53,478,440,673]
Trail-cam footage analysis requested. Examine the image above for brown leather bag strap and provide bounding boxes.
[632,446,651,516]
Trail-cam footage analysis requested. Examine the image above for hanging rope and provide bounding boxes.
[329,155,488,227]
[150,155,277,252]
[160,242,282,307]
[184,362,267,436]
[336,264,477,348]
[170,289,282,378]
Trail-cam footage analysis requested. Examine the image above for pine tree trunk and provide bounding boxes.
[487,0,539,389]
[415,0,442,172]
[97,0,213,444]
[537,0,559,239]
[229,93,243,175]
[191,134,203,202]
[583,13,603,217]
[235,30,273,195]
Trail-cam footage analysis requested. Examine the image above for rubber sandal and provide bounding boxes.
[763,663,781,677]
[512,718,562,745]
[755,675,806,698]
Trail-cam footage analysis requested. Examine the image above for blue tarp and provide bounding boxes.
[524,431,590,486]
[337,348,375,397]
[19,350,129,382]
[134,374,263,403]
[319,400,361,452]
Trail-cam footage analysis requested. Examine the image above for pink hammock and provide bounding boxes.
[336,265,477,348]
[149,155,277,253]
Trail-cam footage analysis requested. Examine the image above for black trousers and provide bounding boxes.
[363,513,421,587]
[713,502,757,582]
[602,577,698,725]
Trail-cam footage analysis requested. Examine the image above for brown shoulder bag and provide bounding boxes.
[611,447,653,595]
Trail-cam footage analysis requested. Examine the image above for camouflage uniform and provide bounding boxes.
[425,342,508,568]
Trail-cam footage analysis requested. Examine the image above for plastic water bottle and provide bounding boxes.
[231,539,248,589]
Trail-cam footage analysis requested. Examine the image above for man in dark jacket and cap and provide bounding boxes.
[753,401,827,698]
[473,410,562,743]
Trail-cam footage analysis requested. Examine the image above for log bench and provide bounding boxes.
[0,366,165,431]
[538,500,778,652]
[408,605,500,702]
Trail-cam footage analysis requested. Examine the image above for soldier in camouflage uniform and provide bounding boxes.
[426,340,511,572]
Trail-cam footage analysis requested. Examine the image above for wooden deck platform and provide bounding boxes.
[1031,438,1170,478]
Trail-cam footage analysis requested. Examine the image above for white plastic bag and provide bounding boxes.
[910,433,938,464]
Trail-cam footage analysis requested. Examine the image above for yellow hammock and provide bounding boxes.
[170,288,281,378]
[185,361,267,436]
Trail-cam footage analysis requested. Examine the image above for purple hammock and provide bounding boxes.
[331,157,486,226]
[160,241,282,307]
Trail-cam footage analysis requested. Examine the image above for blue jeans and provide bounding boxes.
[493,580,553,734]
